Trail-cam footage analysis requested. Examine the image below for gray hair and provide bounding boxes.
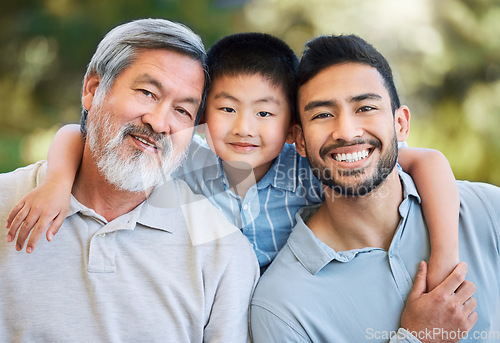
[81,18,207,136]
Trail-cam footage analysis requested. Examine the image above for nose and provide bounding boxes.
[332,113,363,142]
[231,112,256,137]
[141,105,173,135]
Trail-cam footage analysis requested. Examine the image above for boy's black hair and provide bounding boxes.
[207,32,299,121]
[298,34,401,118]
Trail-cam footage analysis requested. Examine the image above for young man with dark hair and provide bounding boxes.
[251,34,500,343]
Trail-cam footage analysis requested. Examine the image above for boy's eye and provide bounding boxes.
[256,111,272,118]
[220,107,235,113]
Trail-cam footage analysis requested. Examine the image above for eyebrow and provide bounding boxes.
[133,73,200,106]
[303,100,336,112]
[350,93,382,102]
[303,93,382,112]
[214,91,280,105]
[133,74,164,92]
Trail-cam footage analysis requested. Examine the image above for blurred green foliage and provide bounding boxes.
[1,0,499,186]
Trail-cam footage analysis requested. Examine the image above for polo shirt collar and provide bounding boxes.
[67,181,183,234]
[288,170,422,275]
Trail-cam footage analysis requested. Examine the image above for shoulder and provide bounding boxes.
[457,181,500,218]
[251,243,311,340]
[252,243,299,303]
[457,181,500,251]
[0,161,47,216]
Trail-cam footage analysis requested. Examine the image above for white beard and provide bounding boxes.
[86,106,186,193]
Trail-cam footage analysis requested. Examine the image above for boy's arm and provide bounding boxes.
[6,124,83,253]
[398,146,460,291]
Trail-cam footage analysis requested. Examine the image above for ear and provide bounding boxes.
[292,124,307,158]
[82,73,101,111]
[285,122,295,144]
[394,105,410,142]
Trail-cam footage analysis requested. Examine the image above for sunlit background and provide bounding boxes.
[1,0,499,185]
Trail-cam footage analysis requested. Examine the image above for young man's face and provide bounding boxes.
[295,62,405,196]
[204,74,293,181]
[83,48,205,192]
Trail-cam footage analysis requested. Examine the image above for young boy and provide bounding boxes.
[6,32,458,290]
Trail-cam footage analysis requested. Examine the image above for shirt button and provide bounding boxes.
[98,233,106,238]
[243,204,248,210]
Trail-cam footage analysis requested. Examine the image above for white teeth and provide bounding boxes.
[133,135,156,148]
[333,149,369,162]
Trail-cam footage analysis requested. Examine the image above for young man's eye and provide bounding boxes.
[312,112,333,120]
[220,107,235,113]
[357,106,375,113]
[256,111,272,118]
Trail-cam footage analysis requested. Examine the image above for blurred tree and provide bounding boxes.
[0,0,239,172]
[233,0,500,185]
[1,0,498,186]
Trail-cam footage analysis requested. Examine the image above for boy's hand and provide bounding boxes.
[401,261,478,343]
[5,179,69,253]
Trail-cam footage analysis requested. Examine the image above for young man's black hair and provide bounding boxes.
[298,34,401,116]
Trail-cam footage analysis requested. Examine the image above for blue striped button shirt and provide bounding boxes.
[175,134,324,268]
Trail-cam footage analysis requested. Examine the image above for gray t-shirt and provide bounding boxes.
[0,161,259,343]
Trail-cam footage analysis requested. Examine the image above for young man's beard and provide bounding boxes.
[306,135,398,197]
[86,106,186,193]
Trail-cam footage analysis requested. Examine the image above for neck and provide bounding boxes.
[72,145,150,222]
[222,160,259,198]
[307,169,403,252]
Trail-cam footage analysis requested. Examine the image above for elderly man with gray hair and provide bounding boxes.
[0,19,259,342]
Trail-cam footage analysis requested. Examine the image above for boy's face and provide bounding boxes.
[204,74,293,181]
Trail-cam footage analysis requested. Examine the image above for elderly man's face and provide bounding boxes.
[83,49,205,192]
[295,62,407,197]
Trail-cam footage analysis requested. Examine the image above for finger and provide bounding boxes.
[467,310,479,331]
[434,261,468,296]
[463,296,477,316]
[15,212,41,251]
[408,261,428,300]
[455,280,477,304]
[26,217,53,253]
[6,201,26,228]
[6,205,30,242]
[46,214,65,242]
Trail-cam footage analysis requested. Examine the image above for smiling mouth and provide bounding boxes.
[131,135,159,150]
[332,149,370,163]
[230,142,258,148]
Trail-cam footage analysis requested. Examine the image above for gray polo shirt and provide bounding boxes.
[0,161,259,343]
[251,171,500,342]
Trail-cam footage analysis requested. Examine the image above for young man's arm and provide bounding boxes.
[398,146,460,291]
[6,124,83,252]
